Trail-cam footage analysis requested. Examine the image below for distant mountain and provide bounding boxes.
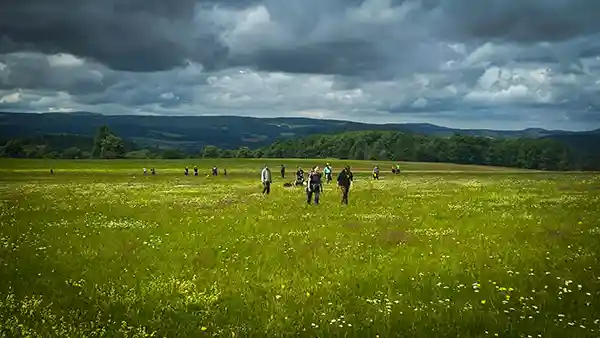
[0,111,597,152]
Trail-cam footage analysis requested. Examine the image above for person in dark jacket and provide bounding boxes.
[337,165,353,205]
[306,166,323,205]
[280,164,285,178]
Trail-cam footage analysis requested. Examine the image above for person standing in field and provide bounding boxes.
[194,166,198,176]
[280,164,285,178]
[143,167,147,175]
[185,167,189,176]
[372,166,380,180]
[261,164,272,195]
[323,163,333,183]
[212,166,218,176]
[337,165,353,205]
[306,166,323,205]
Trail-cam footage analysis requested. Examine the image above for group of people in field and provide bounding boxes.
[259,163,352,204]
[261,162,397,205]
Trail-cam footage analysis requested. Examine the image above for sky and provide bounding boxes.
[1,0,600,131]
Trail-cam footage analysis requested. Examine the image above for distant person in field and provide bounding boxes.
[143,167,147,175]
[306,166,323,205]
[212,166,218,176]
[337,165,353,205]
[295,167,305,186]
[224,168,227,176]
[50,169,54,175]
[185,167,189,176]
[323,163,333,183]
[194,166,198,176]
[372,166,380,180]
[280,164,285,178]
[261,164,272,195]
[151,168,156,175]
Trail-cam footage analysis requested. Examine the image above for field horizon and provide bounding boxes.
[1,159,599,337]
[0,158,537,174]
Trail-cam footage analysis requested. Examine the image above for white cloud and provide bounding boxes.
[0,91,21,104]
[47,53,85,67]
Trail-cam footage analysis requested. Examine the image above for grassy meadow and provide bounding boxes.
[1,159,599,337]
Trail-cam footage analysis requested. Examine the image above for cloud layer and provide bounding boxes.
[1,0,600,130]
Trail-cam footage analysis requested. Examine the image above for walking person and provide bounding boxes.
[261,164,272,195]
[324,163,333,183]
[280,164,285,178]
[194,166,198,176]
[337,165,353,205]
[185,167,189,176]
[306,166,323,205]
[372,166,380,180]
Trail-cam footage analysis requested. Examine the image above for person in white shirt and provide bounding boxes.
[261,165,272,195]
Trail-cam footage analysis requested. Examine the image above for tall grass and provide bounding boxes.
[0,160,599,337]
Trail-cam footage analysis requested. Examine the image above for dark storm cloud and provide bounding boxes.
[2,0,600,75]
[0,0,235,71]
[437,0,600,43]
[237,39,384,76]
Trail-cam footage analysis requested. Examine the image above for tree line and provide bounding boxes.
[1,126,598,171]
[250,131,599,171]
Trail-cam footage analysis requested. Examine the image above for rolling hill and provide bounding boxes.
[1,111,598,152]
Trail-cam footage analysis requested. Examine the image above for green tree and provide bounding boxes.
[236,147,253,158]
[202,145,221,158]
[91,125,111,158]
[99,134,125,159]
[62,147,82,159]
[0,140,25,158]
